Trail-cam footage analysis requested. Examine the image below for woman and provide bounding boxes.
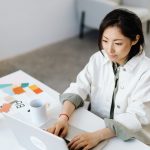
[47,9,150,149]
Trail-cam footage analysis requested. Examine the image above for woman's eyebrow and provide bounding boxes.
[103,36,108,39]
[114,39,123,41]
[103,36,123,41]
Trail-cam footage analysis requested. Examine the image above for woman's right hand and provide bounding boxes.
[47,100,75,138]
[46,116,69,138]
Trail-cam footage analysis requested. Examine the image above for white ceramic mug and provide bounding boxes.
[29,99,50,125]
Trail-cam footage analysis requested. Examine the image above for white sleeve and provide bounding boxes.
[63,53,97,101]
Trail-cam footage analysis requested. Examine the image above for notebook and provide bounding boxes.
[3,113,109,150]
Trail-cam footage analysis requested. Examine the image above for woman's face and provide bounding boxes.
[102,26,137,65]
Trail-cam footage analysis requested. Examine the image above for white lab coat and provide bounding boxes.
[64,50,150,134]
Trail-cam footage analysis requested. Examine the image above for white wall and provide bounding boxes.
[122,0,150,10]
[0,0,79,60]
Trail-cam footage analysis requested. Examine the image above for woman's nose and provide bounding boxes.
[107,44,115,53]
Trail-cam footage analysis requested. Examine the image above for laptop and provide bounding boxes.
[3,113,68,150]
[3,113,109,150]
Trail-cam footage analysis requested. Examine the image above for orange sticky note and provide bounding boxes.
[13,87,25,94]
[0,103,11,113]
[33,88,43,94]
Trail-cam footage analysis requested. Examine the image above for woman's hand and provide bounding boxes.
[68,128,115,150]
[47,101,76,138]
[68,131,102,150]
[46,116,69,138]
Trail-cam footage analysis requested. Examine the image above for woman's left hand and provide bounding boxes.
[68,131,102,150]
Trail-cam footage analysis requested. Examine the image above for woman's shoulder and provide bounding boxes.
[141,54,150,69]
[90,51,102,58]
[130,51,150,71]
[89,50,106,63]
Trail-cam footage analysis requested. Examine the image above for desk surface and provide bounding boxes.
[0,70,149,150]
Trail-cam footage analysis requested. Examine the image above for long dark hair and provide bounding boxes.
[98,9,145,60]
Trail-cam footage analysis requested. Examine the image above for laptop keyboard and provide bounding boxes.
[40,118,85,142]
[40,118,109,150]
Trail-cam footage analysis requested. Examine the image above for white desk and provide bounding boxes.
[0,70,149,150]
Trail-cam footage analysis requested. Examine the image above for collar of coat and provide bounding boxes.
[101,50,145,72]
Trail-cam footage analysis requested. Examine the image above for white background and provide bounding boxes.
[0,0,79,60]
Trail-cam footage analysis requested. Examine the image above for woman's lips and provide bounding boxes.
[109,54,117,58]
